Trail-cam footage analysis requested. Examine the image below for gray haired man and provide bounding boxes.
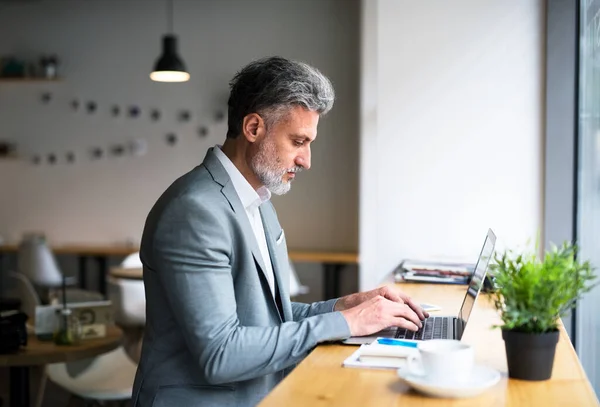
[132,56,427,407]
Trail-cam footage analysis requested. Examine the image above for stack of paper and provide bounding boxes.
[393,259,474,285]
[342,338,419,370]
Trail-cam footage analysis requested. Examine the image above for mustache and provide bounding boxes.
[286,166,303,173]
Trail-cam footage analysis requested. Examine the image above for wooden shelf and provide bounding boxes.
[0,77,61,83]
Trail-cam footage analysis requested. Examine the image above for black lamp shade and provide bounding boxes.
[150,35,190,82]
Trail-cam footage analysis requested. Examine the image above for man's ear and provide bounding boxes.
[242,113,266,143]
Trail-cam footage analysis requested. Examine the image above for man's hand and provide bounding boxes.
[339,295,423,337]
[334,285,429,320]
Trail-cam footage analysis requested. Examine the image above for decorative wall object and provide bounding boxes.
[198,126,208,138]
[24,89,226,166]
[128,139,148,157]
[165,133,178,146]
[86,101,97,114]
[40,92,52,104]
[128,106,141,118]
[150,108,161,121]
[178,109,191,122]
[90,147,103,160]
[110,145,125,157]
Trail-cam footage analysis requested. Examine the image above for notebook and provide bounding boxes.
[342,338,419,370]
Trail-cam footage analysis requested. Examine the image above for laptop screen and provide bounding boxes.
[455,229,496,339]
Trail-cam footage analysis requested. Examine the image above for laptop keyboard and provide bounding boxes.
[395,317,449,340]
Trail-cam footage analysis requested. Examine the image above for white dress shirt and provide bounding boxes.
[213,145,276,298]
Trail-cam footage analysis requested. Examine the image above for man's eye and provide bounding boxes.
[293,140,304,146]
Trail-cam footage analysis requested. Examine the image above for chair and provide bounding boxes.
[289,260,309,297]
[119,252,143,269]
[107,276,146,327]
[6,271,137,407]
[45,347,137,406]
[5,271,38,322]
[106,252,146,363]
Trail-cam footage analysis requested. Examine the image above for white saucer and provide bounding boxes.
[396,364,501,399]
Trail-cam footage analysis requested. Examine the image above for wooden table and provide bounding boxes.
[0,244,357,299]
[108,250,358,298]
[288,251,358,299]
[0,244,138,297]
[109,267,143,280]
[259,283,598,406]
[0,325,123,407]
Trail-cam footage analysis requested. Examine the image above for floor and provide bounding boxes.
[0,366,134,407]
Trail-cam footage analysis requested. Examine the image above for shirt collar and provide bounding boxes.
[213,145,271,209]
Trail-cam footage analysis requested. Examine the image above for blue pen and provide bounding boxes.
[377,338,418,348]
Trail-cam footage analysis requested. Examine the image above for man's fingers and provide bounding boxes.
[380,287,431,319]
[380,286,403,303]
[389,302,422,328]
[392,317,419,332]
[405,298,428,320]
[401,306,423,328]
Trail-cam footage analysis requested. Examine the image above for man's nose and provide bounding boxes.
[296,147,311,170]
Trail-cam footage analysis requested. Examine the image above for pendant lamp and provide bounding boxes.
[150,0,190,82]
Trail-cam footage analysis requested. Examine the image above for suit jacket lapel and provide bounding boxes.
[202,148,281,320]
[260,205,293,322]
[203,148,267,274]
[220,181,270,274]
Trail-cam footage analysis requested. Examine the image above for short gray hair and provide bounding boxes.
[226,56,335,138]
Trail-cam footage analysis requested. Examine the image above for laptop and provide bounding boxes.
[342,228,496,345]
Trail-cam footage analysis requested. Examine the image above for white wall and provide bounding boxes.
[360,0,545,290]
[0,0,359,255]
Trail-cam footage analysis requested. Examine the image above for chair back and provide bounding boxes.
[6,271,41,320]
[17,234,64,287]
[107,276,146,327]
[289,261,309,297]
[120,252,142,269]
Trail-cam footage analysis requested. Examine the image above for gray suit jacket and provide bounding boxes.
[132,148,351,407]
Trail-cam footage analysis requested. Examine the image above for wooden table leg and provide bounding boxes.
[77,255,87,290]
[9,366,29,407]
[323,263,344,300]
[95,255,108,298]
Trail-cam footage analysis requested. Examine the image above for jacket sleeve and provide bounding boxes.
[291,299,340,321]
[147,195,351,385]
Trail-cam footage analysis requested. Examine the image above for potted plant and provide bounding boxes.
[489,241,596,381]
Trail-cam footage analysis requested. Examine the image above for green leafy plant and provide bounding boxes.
[489,241,597,334]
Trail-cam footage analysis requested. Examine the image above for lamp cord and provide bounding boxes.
[167,0,174,34]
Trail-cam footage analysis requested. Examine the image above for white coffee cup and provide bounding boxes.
[405,339,475,385]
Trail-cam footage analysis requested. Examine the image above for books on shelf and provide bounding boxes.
[393,259,475,285]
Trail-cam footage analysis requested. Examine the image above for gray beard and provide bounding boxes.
[250,139,297,195]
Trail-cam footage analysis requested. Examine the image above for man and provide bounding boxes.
[132,56,427,407]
